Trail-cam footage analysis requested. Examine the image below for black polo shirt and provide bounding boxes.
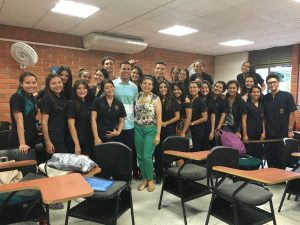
[9,92,38,142]
[263,91,297,137]
[242,101,264,137]
[162,97,180,127]
[179,101,192,119]
[191,97,207,127]
[39,94,66,131]
[91,96,126,139]
[214,96,229,127]
[67,99,91,144]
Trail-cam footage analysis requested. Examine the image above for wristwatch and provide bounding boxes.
[288,128,293,132]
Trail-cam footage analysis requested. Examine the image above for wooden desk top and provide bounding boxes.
[0,160,37,171]
[164,150,209,161]
[291,152,300,157]
[213,166,300,185]
[243,139,282,144]
[0,173,93,204]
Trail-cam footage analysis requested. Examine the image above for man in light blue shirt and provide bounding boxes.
[113,61,139,176]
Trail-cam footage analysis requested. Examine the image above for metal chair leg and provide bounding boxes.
[205,195,215,225]
[278,183,289,212]
[269,199,277,225]
[158,176,165,210]
[129,190,135,225]
[64,200,71,225]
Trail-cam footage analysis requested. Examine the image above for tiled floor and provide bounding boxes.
[17,178,300,225]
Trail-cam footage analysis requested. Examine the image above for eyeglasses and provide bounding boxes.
[267,81,278,85]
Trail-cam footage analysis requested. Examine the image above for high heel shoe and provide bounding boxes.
[147,180,155,192]
[137,180,147,191]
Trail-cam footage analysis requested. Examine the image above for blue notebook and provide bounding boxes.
[85,177,114,192]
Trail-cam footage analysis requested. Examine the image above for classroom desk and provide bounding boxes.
[0,159,36,172]
[164,150,209,161]
[0,173,94,225]
[213,166,300,185]
[209,166,300,225]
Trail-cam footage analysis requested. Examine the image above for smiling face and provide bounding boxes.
[159,82,168,97]
[119,63,131,81]
[245,77,255,89]
[200,83,209,96]
[189,82,200,97]
[214,82,224,96]
[131,68,140,82]
[250,87,261,101]
[171,67,179,81]
[21,75,38,94]
[103,59,114,73]
[140,78,153,94]
[80,71,91,84]
[95,70,104,84]
[267,77,279,93]
[76,83,88,100]
[227,83,238,96]
[154,63,166,78]
[59,70,69,84]
[194,61,204,73]
[241,62,250,74]
[173,85,182,98]
[49,76,63,95]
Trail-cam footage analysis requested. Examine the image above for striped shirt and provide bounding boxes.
[113,77,138,130]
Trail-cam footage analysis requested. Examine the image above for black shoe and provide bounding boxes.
[155,177,162,185]
[133,170,142,180]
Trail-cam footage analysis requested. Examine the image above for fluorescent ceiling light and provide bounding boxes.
[126,41,148,46]
[158,25,198,37]
[294,0,300,3]
[51,0,99,18]
[219,39,254,47]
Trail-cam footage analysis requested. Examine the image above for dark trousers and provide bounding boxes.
[190,125,206,152]
[154,126,176,179]
[120,129,138,172]
[265,135,284,169]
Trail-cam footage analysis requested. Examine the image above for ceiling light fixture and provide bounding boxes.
[158,25,198,37]
[51,0,99,18]
[219,39,254,47]
[294,0,300,3]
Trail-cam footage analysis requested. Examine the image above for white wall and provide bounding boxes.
[214,52,248,82]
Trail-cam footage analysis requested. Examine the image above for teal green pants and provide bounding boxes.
[134,123,157,180]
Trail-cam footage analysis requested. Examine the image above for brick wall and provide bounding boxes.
[0,24,214,122]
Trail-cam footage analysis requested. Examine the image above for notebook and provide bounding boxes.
[85,177,114,192]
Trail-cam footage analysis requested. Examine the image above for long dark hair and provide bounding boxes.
[158,80,176,114]
[172,81,186,103]
[200,80,214,110]
[72,80,89,114]
[57,65,73,100]
[17,71,37,116]
[44,73,65,110]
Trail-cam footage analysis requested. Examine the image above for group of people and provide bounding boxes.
[8,57,297,195]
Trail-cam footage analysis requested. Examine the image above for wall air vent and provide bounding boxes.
[83,33,148,54]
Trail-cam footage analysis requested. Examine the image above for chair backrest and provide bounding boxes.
[162,136,189,162]
[0,130,10,150]
[206,146,239,180]
[0,148,37,175]
[293,131,300,143]
[283,138,299,168]
[93,142,132,182]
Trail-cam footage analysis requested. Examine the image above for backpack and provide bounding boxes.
[216,129,246,156]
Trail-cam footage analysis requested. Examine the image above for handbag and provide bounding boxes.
[216,129,246,156]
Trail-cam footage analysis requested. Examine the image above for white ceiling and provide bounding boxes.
[1,0,300,56]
